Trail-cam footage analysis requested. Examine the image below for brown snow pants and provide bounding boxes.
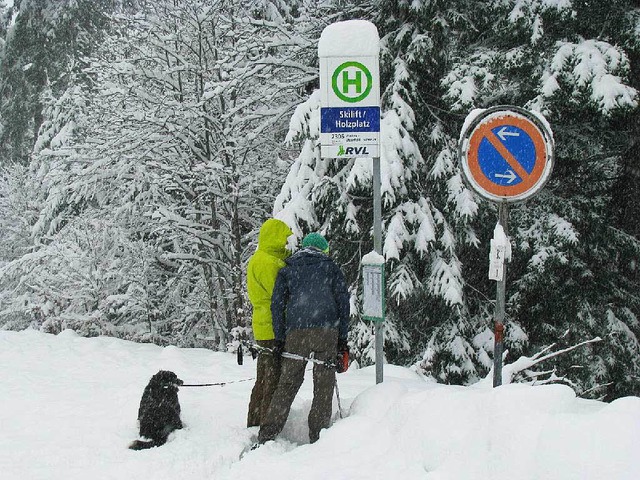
[247,339,282,427]
[258,328,338,444]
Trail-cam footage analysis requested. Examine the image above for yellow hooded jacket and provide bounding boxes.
[247,219,292,340]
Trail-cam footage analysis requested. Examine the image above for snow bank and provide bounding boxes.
[1,330,638,480]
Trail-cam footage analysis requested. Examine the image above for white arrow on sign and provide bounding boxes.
[497,126,520,141]
[494,170,517,183]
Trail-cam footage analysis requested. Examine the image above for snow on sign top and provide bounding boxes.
[318,20,379,57]
[362,250,385,265]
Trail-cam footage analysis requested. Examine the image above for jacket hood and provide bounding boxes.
[285,247,330,266]
[257,218,292,260]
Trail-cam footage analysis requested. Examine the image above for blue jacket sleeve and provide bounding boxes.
[270,269,288,342]
[333,264,350,341]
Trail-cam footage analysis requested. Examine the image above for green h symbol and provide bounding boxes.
[332,61,373,103]
[342,70,362,94]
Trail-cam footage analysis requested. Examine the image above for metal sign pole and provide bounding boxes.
[318,20,383,385]
[458,105,554,389]
[493,201,509,387]
[373,155,384,384]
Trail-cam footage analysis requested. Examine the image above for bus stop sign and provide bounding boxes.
[459,106,554,203]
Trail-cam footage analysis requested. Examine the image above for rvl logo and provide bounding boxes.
[338,146,370,156]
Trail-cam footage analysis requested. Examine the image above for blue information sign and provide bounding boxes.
[321,106,380,133]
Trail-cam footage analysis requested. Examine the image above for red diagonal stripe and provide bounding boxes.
[484,130,530,181]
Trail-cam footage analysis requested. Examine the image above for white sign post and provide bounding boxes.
[318,21,380,158]
[319,21,384,384]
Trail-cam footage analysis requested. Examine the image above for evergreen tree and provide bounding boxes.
[373,0,489,382]
[0,0,114,165]
[277,0,640,398]
[436,0,640,398]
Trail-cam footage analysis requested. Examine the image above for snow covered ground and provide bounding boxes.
[1,329,638,480]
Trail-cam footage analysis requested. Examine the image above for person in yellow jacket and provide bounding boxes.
[246,218,293,427]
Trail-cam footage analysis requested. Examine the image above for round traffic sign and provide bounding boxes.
[459,106,554,203]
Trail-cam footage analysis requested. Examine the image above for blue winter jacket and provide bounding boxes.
[271,247,350,342]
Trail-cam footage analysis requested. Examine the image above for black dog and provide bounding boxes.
[129,370,184,450]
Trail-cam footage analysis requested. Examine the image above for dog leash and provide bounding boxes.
[238,341,338,369]
[180,377,255,388]
[177,339,333,389]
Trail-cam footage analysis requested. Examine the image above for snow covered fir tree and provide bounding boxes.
[0,0,638,401]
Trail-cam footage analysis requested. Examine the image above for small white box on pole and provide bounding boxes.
[489,223,511,281]
[362,251,385,322]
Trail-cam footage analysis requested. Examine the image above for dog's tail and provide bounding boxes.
[128,438,165,450]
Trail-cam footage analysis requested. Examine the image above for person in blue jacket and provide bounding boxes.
[257,232,350,444]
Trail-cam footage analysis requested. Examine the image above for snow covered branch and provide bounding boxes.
[487,336,603,387]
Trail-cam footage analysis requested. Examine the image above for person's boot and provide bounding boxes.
[257,425,278,445]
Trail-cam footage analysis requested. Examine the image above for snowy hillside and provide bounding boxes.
[1,330,638,480]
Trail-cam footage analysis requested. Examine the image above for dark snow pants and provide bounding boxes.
[258,327,338,444]
[247,339,281,427]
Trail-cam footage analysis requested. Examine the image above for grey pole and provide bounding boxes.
[373,156,384,384]
[493,201,509,387]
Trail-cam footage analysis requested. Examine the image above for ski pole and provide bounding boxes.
[334,375,343,419]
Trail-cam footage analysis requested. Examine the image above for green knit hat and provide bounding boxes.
[302,232,329,253]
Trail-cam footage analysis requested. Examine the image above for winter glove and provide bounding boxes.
[336,339,349,373]
[249,345,259,360]
[272,339,286,358]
